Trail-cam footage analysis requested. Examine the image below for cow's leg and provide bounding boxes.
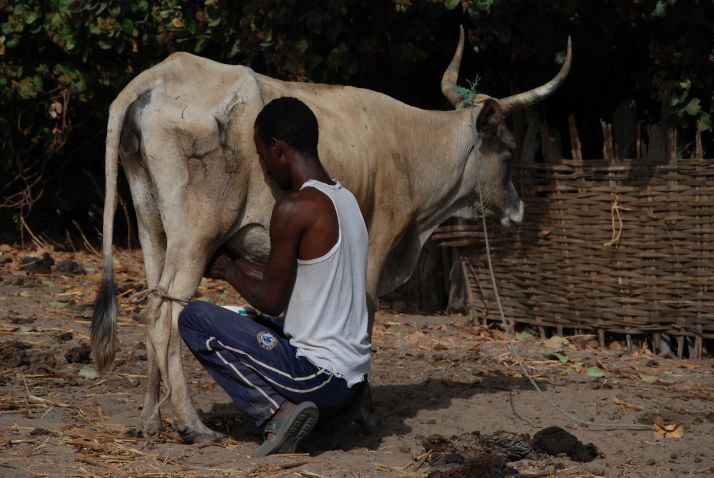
[359,214,414,431]
[139,299,163,436]
[145,241,223,443]
[357,250,386,432]
[122,153,167,437]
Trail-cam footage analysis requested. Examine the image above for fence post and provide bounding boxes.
[664,128,687,359]
[602,119,632,351]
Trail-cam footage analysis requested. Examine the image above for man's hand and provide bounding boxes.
[205,253,235,281]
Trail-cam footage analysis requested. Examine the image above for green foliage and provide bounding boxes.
[0,0,711,237]
[670,79,711,132]
[0,0,451,229]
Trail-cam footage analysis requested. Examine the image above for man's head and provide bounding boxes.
[253,97,319,189]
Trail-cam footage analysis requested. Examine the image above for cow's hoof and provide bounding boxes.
[128,420,161,438]
[139,408,162,437]
[127,427,145,438]
[179,428,225,445]
[133,419,162,437]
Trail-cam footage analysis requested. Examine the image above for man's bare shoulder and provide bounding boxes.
[271,189,331,226]
[277,188,331,212]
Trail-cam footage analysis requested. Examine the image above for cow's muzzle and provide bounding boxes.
[500,199,524,227]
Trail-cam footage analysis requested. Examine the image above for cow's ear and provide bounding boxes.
[476,99,503,138]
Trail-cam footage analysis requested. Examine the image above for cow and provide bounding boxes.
[91,27,571,443]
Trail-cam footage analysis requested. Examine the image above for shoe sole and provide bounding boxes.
[276,407,318,454]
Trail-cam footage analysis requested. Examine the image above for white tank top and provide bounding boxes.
[283,179,371,387]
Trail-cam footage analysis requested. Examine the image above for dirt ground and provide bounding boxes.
[0,245,713,477]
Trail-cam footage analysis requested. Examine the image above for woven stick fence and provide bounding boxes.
[433,118,711,358]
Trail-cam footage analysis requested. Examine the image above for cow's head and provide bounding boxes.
[441,26,572,226]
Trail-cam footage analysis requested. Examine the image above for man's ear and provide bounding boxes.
[272,138,291,158]
[271,138,282,157]
[476,99,504,138]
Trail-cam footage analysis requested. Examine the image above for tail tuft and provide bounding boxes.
[90,263,118,374]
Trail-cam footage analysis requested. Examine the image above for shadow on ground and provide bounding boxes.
[198,370,544,452]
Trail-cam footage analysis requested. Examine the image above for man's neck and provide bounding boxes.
[289,153,335,191]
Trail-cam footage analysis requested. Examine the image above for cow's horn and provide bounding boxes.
[499,36,573,115]
[441,25,465,108]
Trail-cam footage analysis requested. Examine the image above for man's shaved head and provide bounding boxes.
[254,97,319,158]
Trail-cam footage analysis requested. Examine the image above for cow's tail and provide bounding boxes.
[91,67,164,374]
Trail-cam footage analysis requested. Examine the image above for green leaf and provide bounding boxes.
[639,373,657,383]
[586,366,606,378]
[684,98,701,116]
[79,366,98,380]
[296,38,308,53]
[194,36,207,53]
[57,0,75,14]
[121,19,134,36]
[651,0,667,17]
[445,0,461,10]
[545,352,569,363]
[546,335,569,348]
[133,0,148,12]
[515,330,535,341]
[226,38,241,58]
[554,50,566,65]
[19,326,34,333]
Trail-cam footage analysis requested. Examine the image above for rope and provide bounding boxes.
[603,194,631,248]
[130,287,191,305]
[470,110,652,431]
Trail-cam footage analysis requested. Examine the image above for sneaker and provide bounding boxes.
[252,401,319,457]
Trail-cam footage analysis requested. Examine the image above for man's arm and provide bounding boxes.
[207,196,308,316]
[234,258,264,282]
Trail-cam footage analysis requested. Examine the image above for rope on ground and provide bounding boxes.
[470,110,652,431]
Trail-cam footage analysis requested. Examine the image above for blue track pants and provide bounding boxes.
[178,300,364,427]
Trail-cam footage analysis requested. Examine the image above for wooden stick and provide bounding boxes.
[568,114,583,163]
[598,329,606,351]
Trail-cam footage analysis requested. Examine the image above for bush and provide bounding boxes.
[1,0,711,242]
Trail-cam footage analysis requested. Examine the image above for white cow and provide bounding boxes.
[91,27,571,442]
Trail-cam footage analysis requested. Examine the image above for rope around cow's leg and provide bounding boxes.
[131,287,191,306]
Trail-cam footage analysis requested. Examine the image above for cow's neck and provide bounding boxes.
[396,106,478,228]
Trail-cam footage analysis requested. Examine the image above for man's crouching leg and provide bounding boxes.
[178,301,319,453]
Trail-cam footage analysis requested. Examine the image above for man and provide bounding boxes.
[178,97,371,457]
